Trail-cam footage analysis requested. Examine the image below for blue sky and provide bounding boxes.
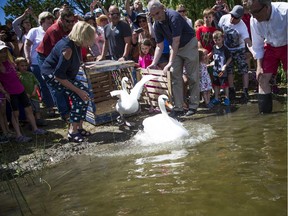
[0,0,10,25]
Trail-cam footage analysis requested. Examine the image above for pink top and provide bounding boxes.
[138,54,153,69]
[0,61,24,94]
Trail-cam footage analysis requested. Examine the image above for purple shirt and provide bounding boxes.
[0,61,24,94]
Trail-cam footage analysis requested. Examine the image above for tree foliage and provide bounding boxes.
[1,0,241,23]
[2,0,284,26]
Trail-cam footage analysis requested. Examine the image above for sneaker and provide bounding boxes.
[223,98,230,106]
[36,119,48,126]
[33,128,48,135]
[0,135,9,144]
[15,135,32,143]
[169,109,184,119]
[210,98,221,105]
[185,108,197,116]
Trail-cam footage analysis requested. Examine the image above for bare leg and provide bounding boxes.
[11,110,22,138]
[24,106,38,131]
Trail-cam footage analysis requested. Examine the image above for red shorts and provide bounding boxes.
[263,44,287,75]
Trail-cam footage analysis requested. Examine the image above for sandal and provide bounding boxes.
[15,135,32,143]
[68,132,84,143]
[78,128,92,137]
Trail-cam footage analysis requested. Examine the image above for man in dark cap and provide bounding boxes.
[218,5,253,103]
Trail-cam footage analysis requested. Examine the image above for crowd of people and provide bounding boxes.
[0,0,286,143]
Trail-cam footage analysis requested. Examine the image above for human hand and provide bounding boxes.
[118,57,125,62]
[4,92,10,101]
[147,63,157,70]
[96,55,104,61]
[78,89,90,102]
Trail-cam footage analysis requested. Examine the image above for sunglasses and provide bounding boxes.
[150,11,161,18]
[110,12,120,16]
[231,14,240,19]
[138,19,146,23]
[177,10,186,13]
[65,19,75,23]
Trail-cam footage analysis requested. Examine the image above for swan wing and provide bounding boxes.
[110,90,123,98]
[130,75,157,100]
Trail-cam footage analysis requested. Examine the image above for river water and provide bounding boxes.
[1,101,287,216]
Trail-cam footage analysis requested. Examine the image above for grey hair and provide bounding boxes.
[147,0,163,12]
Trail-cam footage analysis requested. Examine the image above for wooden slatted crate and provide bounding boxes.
[139,68,172,108]
[77,60,136,125]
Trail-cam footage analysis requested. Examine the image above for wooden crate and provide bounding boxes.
[77,60,136,125]
[140,68,172,108]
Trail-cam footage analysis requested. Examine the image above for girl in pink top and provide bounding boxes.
[138,39,154,69]
[0,44,47,142]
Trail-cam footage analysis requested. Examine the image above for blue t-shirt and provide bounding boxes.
[41,37,81,80]
[153,9,195,48]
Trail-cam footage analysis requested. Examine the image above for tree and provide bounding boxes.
[1,0,114,22]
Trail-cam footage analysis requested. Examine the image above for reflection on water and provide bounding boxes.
[0,102,287,216]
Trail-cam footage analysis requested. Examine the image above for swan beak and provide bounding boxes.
[165,100,174,110]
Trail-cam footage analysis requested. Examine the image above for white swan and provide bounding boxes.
[110,75,157,126]
[141,95,189,143]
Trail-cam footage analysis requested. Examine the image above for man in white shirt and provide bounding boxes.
[248,0,287,113]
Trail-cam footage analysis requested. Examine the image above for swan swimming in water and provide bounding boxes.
[139,94,189,143]
[110,75,157,126]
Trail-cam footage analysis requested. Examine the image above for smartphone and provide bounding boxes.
[134,28,144,34]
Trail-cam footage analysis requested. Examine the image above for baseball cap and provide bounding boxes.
[94,8,103,14]
[230,5,244,19]
[84,12,95,21]
[0,43,8,51]
[52,7,60,15]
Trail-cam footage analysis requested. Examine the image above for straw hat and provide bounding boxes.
[96,14,108,25]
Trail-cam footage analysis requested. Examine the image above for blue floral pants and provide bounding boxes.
[43,74,89,123]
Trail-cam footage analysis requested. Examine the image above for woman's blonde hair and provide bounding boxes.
[68,21,96,47]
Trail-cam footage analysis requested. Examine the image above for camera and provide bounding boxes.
[134,28,144,34]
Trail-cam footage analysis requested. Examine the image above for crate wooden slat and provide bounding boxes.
[76,60,136,125]
[139,68,172,108]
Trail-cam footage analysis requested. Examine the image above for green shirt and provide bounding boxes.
[18,71,40,101]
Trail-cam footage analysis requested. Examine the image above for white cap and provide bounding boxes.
[0,41,8,51]
[94,8,103,14]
